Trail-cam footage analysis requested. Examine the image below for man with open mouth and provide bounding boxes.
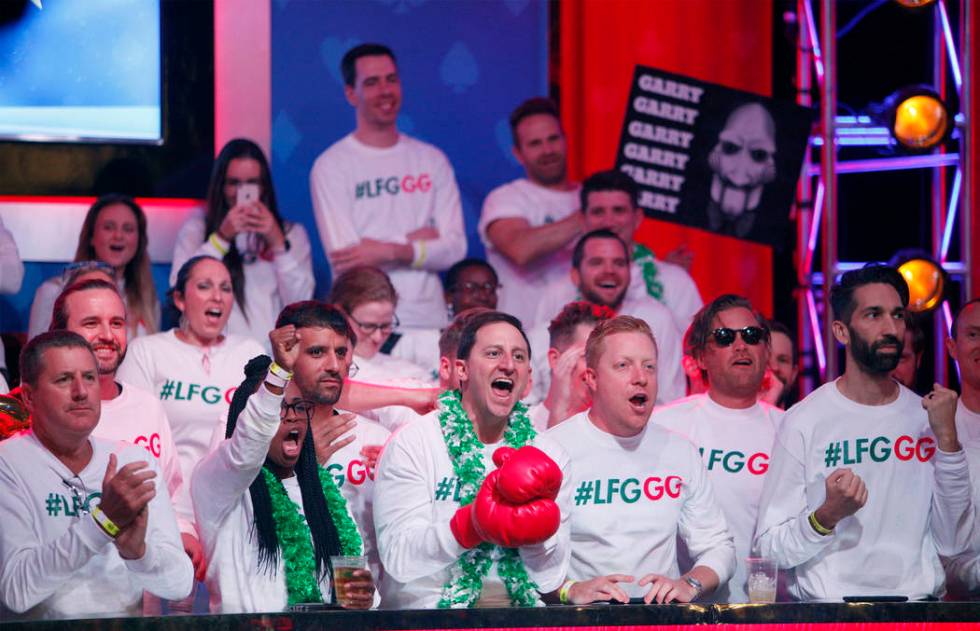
[374,310,571,608]
[755,265,972,601]
[193,320,375,612]
[547,316,734,605]
[652,295,783,602]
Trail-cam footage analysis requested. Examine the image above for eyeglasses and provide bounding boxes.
[351,315,399,335]
[453,281,501,295]
[710,326,768,347]
[281,399,315,421]
[61,475,91,516]
[62,260,117,283]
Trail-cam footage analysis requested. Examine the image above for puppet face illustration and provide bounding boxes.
[708,103,777,216]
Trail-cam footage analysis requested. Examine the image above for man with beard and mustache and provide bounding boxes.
[275,301,390,591]
[652,295,783,602]
[755,265,972,601]
[479,98,584,325]
[374,311,571,608]
[529,230,684,406]
[49,279,204,582]
[311,43,465,329]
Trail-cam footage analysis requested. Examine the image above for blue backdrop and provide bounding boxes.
[270,0,549,295]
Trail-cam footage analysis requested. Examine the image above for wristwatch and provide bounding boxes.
[683,576,703,601]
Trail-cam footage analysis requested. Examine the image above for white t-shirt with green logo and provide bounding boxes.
[652,394,783,602]
[117,329,265,487]
[754,380,973,601]
[547,410,735,600]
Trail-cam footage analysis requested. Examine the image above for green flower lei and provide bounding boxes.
[633,243,665,302]
[261,465,363,606]
[436,390,541,609]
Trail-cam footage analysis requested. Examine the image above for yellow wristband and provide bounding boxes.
[809,511,833,536]
[559,579,576,604]
[412,240,427,269]
[209,232,230,257]
[92,506,120,538]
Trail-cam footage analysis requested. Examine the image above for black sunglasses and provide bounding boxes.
[710,326,768,347]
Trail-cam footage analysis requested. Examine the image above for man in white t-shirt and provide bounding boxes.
[943,298,980,597]
[537,169,702,332]
[754,265,973,601]
[0,332,191,619]
[653,295,784,602]
[50,278,203,582]
[310,43,465,329]
[548,316,734,605]
[276,301,391,589]
[479,98,583,325]
[374,311,571,608]
[532,230,684,405]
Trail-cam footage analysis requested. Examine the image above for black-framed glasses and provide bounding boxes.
[710,326,768,347]
[351,315,399,335]
[281,399,315,421]
[454,281,501,295]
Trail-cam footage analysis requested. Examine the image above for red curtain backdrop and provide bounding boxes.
[560,0,776,317]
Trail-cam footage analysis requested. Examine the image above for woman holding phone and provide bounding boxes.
[170,138,314,348]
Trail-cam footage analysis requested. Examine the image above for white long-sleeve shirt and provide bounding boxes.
[478,179,581,327]
[0,432,192,620]
[754,380,974,601]
[117,330,264,499]
[310,133,465,329]
[547,411,735,599]
[943,400,980,598]
[652,394,783,602]
[96,381,195,537]
[0,217,24,296]
[169,215,314,351]
[373,410,571,609]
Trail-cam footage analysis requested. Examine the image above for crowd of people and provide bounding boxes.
[0,42,978,620]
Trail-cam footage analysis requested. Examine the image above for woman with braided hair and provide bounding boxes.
[191,325,374,612]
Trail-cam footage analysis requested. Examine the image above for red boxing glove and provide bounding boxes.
[450,503,483,549]
[473,470,561,547]
[492,445,562,504]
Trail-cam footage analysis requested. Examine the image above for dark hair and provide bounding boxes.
[329,266,398,314]
[830,264,910,323]
[276,301,357,348]
[50,279,123,332]
[687,294,770,367]
[224,355,342,588]
[74,194,158,334]
[951,298,980,340]
[548,301,615,352]
[579,169,639,214]
[443,258,498,293]
[767,320,798,365]
[341,43,397,87]
[903,312,927,356]
[571,229,629,270]
[509,97,561,146]
[20,331,95,388]
[456,311,531,361]
[167,256,227,326]
[205,139,284,321]
[438,307,493,358]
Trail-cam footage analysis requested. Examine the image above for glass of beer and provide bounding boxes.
[331,555,367,608]
[746,557,778,603]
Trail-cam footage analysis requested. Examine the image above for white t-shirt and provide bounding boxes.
[652,394,784,602]
[943,400,980,598]
[373,410,571,609]
[193,384,361,612]
[323,415,391,584]
[388,328,442,383]
[169,216,315,351]
[311,133,465,329]
[526,402,550,433]
[96,381,194,536]
[0,218,23,374]
[116,329,265,488]
[754,380,974,601]
[478,179,581,326]
[547,411,735,600]
[529,295,685,407]
[0,432,192,620]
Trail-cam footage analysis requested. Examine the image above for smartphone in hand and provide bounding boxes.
[237,183,260,206]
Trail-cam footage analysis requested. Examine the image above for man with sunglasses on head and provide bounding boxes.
[652,295,783,602]
[755,265,972,601]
